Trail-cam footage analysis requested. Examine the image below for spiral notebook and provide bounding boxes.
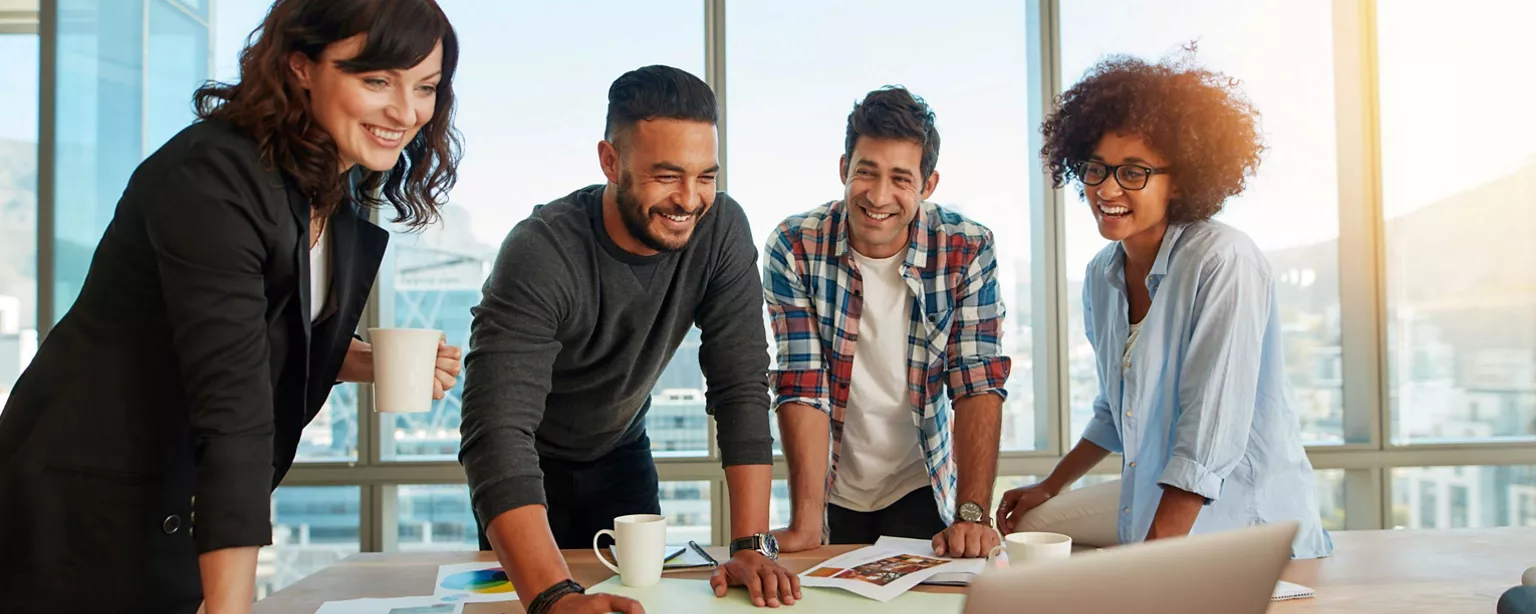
[1272,580,1316,601]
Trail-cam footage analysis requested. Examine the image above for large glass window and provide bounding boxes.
[727,0,1039,450]
[393,481,714,551]
[1391,466,1536,530]
[53,0,148,317]
[261,486,362,599]
[380,0,707,460]
[659,481,712,546]
[1378,0,1536,444]
[397,484,479,551]
[1059,0,1345,445]
[145,1,208,153]
[52,0,214,316]
[0,33,39,407]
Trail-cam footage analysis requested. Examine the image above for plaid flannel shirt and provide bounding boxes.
[763,199,1011,538]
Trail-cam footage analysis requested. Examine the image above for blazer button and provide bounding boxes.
[162,514,182,535]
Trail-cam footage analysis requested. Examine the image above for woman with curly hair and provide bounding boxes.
[0,0,464,611]
[996,52,1333,559]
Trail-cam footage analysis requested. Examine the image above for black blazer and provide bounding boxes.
[0,119,388,612]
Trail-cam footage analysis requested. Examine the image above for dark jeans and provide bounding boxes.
[827,486,946,544]
[478,434,661,550]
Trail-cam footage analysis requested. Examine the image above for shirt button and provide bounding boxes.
[1126,411,1134,418]
[1129,461,1137,468]
[1123,507,1131,514]
[162,515,182,535]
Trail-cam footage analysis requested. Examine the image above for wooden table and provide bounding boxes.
[253,528,1536,613]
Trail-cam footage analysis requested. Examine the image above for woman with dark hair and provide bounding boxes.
[0,1,463,611]
[996,51,1333,559]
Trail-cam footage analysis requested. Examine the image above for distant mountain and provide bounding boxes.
[1266,164,1536,371]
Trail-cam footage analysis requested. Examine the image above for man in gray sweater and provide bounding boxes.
[460,65,799,613]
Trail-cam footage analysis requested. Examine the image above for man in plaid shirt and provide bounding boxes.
[763,87,1011,558]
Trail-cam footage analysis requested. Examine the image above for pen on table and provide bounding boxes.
[664,546,686,563]
[688,540,719,567]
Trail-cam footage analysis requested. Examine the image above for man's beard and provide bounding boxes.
[616,172,694,252]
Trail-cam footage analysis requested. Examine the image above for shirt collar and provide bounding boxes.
[1104,222,1187,296]
[832,200,936,274]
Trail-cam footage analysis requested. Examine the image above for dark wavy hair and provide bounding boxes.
[845,86,940,187]
[194,0,461,229]
[1040,46,1263,223]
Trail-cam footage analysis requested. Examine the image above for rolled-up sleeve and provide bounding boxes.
[1078,276,1122,454]
[762,226,830,416]
[1159,254,1268,503]
[945,231,1012,401]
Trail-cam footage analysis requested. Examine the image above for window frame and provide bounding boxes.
[24,0,1536,557]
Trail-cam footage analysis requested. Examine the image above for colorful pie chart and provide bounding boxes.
[439,568,516,594]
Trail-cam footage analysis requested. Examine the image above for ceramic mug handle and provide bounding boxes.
[593,529,621,574]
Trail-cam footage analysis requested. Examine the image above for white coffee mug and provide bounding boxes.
[367,328,443,413]
[987,531,1072,568]
[593,514,668,587]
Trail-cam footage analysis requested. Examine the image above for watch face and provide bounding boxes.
[959,501,983,522]
[763,533,779,558]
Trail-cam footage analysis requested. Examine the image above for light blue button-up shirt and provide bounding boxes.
[1080,220,1333,559]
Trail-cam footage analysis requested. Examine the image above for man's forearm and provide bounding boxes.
[486,504,574,603]
[776,402,830,532]
[724,463,773,539]
[1041,439,1112,494]
[953,393,1003,514]
[1145,486,1204,541]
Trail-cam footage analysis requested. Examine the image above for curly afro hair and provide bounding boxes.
[1040,49,1265,223]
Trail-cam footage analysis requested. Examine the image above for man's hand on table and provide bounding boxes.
[931,521,1001,559]
[710,549,802,607]
[548,592,643,614]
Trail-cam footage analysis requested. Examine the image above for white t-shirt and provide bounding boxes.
[828,249,931,512]
[310,223,331,323]
[1124,320,1142,370]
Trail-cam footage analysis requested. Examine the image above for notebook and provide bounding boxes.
[607,542,719,572]
[1272,580,1316,601]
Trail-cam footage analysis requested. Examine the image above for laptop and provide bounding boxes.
[963,521,1299,614]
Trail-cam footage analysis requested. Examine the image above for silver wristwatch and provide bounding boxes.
[728,532,780,560]
[957,500,989,525]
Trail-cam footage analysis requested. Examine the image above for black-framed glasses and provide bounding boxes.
[1071,160,1171,191]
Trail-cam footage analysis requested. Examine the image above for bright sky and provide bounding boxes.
[0,36,38,142]
[148,0,1536,277]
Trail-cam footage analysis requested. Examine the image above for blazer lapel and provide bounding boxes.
[324,203,389,326]
[284,179,314,350]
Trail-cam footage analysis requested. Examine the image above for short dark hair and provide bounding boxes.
[1040,47,1264,223]
[844,86,941,186]
[604,65,718,145]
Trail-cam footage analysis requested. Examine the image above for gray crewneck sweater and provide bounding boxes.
[459,185,773,526]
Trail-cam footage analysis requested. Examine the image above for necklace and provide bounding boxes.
[310,212,328,249]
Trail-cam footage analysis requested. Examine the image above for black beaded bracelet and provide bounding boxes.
[527,579,585,614]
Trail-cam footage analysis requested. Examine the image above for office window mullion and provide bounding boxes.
[1029,0,1066,457]
[1344,467,1383,530]
[1331,0,1386,450]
